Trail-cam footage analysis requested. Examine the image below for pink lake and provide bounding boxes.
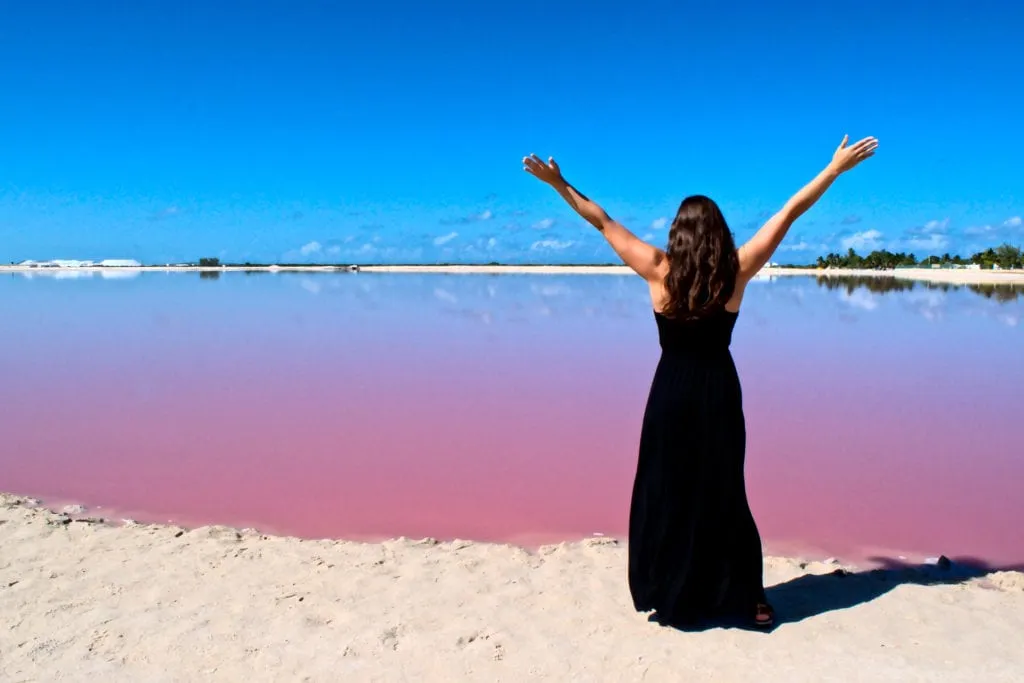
[1,270,1022,567]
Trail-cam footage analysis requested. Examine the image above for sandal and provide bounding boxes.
[754,603,775,628]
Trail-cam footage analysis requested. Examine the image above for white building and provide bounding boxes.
[97,259,142,268]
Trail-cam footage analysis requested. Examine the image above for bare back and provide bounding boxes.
[647,253,747,315]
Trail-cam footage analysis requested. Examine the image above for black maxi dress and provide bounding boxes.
[628,308,767,626]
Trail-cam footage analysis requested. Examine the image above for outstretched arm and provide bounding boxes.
[522,154,664,280]
[738,135,878,280]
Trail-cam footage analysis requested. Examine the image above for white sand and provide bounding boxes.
[3,494,1023,682]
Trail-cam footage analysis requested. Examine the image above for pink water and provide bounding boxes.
[1,271,1022,566]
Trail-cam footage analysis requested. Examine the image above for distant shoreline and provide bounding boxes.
[2,263,1023,284]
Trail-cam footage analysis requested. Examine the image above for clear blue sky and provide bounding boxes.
[1,0,1021,265]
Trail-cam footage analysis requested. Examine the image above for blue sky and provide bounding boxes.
[1,1,1021,265]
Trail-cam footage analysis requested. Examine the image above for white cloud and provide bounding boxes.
[642,233,655,241]
[650,217,668,230]
[299,241,322,256]
[477,209,493,221]
[434,232,458,246]
[530,239,574,251]
[779,241,819,251]
[486,237,498,250]
[921,218,950,233]
[906,233,950,250]
[840,229,883,251]
[533,218,555,230]
[964,224,994,236]
[1004,216,1022,228]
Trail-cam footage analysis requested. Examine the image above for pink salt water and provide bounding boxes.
[1,271,1022,567]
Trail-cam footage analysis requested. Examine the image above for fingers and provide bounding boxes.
[522,155,543,173]
[853,137,879,157]
[851,135,876,150]
[837,134,849,150]
[523,153,559,178]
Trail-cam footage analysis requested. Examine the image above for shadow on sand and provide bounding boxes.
[649,556,1024,634]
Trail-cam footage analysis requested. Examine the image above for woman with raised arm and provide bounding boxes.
[522,135,877,630]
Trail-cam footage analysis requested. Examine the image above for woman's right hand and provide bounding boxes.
[830,135,879,173]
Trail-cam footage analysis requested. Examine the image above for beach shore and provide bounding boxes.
[2,263,1024,284]
[3,494,1023,682]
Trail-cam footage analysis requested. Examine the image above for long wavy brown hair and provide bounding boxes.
[661,195,739,319]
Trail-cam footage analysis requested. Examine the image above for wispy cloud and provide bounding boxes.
[840,229,884,251]
[899,219,951,251]
[442,209,494,225]
[650,217,668,230]
[530,239,574,251]
[905,233,949,250]
[963,216,1021,238]
[964,224,995,236]
[532,218,555,230]
[148,206,180,221]
[434,231,459,246]
[779,240,824,252]
[921,218,950,233]
[299,241,322,256]
[839,215,863,225]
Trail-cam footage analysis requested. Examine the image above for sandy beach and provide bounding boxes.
[3,494,1023,682]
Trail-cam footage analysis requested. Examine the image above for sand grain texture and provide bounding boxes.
[2,494,1022,682]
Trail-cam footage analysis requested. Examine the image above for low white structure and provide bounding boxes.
[97,259,142,268]
[17,259,94,268]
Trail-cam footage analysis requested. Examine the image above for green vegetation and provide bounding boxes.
[789,243,1024,270]
[198,257,221,267]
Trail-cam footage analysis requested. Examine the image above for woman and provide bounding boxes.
[522,135,877,629]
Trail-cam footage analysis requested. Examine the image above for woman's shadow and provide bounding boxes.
[651,556,1023,633]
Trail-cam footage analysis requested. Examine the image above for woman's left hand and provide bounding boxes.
[522,154,565,186]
